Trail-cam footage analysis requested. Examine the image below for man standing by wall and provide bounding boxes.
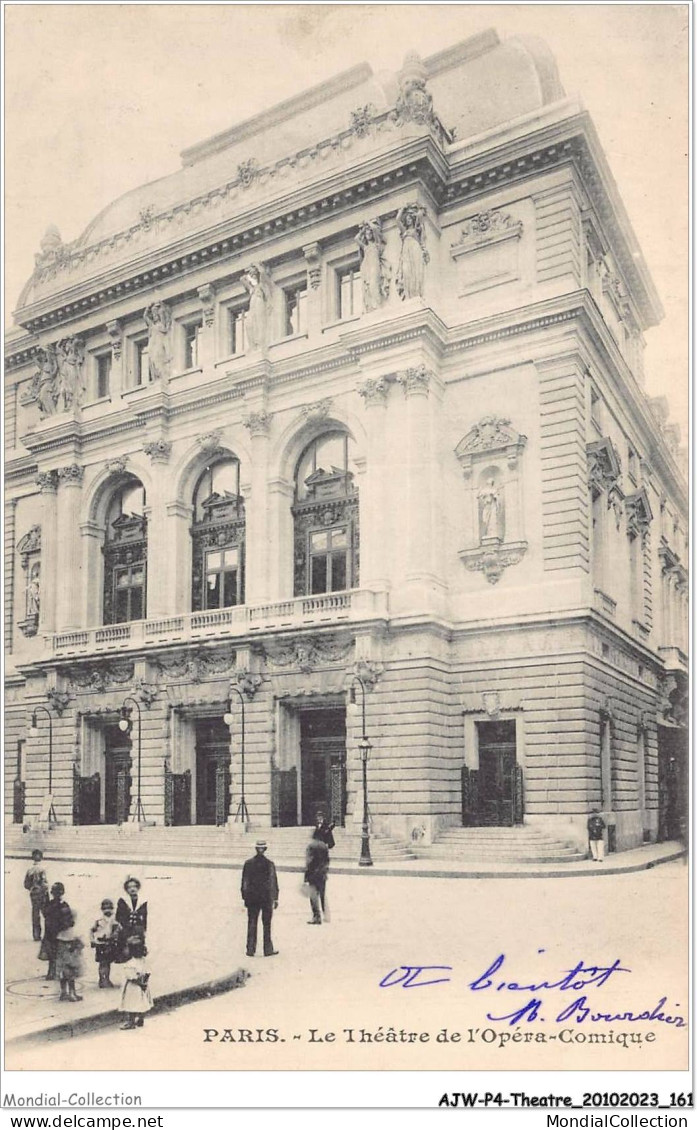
[241,840,279,957]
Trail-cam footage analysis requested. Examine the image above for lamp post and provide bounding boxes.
[224,686,249,824]
[350,676,373,867]
[29,705,57,826]
[118,696,146,823]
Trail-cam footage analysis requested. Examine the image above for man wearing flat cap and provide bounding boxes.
[241,840,279,957]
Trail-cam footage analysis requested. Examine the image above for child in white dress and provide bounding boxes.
[119,939,153,1029]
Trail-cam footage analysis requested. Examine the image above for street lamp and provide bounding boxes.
[350,676,373,867]
[29,705,57,826]
[224,686,249,824]
[118,696,146,823]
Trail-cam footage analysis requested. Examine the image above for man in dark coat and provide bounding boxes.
[313,811,335,850]
[241,841,279,957]
[305,834,330,924]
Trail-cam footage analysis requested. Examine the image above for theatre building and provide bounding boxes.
[4,31,687,858]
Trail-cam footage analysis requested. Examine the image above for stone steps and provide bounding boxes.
[412,823,586,863]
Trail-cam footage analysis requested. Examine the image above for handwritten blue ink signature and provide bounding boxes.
[378,953,687,1028]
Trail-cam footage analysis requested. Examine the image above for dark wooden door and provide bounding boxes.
[195,718,231,825]
[300,709,346,826]
[477,743,516,825]
[104,726,132,824]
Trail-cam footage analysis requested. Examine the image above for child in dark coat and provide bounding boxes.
[39,882,69,980]
[587,809,606,862]
[90,899,122,988]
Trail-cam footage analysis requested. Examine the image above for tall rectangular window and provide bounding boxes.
[205,547,241,609]
[284,284,308,336]
[309,527,348,594]
[183,319,203,370]
[228,308,246,355]
[114,562,145,622]
[96,353,112,399]
[135,340,150,386]
[336,265,361,320]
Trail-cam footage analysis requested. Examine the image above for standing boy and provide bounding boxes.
[23,849,48,941]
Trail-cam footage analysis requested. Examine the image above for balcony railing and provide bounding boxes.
[49,589,387,658]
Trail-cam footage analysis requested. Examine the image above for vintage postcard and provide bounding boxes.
[2,1,689,1099]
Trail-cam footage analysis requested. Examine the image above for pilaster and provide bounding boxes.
[55,466,84,631]
[243,410,273,603]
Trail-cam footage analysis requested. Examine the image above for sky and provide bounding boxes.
[3,3,689,433]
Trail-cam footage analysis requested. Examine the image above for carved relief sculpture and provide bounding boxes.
[17,525,42,637]
[143,300,172,381]
[241,264,270,353]
[33,346,59,417]
[355,219,390,312]
[395,204,429,299]
[394,52,436,128]
[349,103,377,138]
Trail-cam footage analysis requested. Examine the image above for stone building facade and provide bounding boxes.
[4,32,688,852]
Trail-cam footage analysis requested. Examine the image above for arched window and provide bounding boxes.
[103,478,147,624]
[292,431,359,596]
[191,458,245,611]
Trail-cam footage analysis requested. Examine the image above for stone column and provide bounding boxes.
[197,284,216,372]
[142,442,173,620]
[165,501,193,613]
[267,478,294,601]
[357,377,391,592]
[242,411,273,604]
[55,464,84,631]
[36,471,59,635]
[398,365,442,608]
[79,519,103,627]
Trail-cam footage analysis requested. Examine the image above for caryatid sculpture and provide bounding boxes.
[355,219,390,312]
[395,204,429,300]
[241,263,271,353]
[143,300,173,381]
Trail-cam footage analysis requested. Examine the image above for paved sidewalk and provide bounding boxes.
[5,837,685,879]
[5,858,250,1047]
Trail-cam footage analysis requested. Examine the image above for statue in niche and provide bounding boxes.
[143,300,172,381]
[478,477,504,543]
[55,337,85,412]
[396,204,429,299]
[355,219,390,312]
[27,564,41,616]
[241,264,271,353]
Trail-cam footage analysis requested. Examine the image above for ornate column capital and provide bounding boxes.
[397,364,432,396]
[243,411,273,438]
[143,439,172,464]
[57,463,85,486]
[36,470,59,493]
[197,283,216,327]
[357,377,391,406]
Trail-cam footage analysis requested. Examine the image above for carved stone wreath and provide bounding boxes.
[261,635,353,674]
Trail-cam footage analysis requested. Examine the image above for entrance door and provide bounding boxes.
[657,725,687,842]
[104,725,132,824]
[195,718,231,825]
[475,720,518,826]
[300,708,346,826]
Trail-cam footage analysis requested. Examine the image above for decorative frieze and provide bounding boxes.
[455,417,527,478]
[153,645,236,684]
[57,463,85,485]
[459,540,528,585]
[143,439,172,464]
[243,411,273,438]
[261,634,352,673]
[65,660,134,694]
[299,398,333,423]
[451,209,523,253]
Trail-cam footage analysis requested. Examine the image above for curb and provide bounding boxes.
[7,968,250,1049]
[5,847,685,880]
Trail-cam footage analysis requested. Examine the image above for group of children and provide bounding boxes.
[23,850,153,1030]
